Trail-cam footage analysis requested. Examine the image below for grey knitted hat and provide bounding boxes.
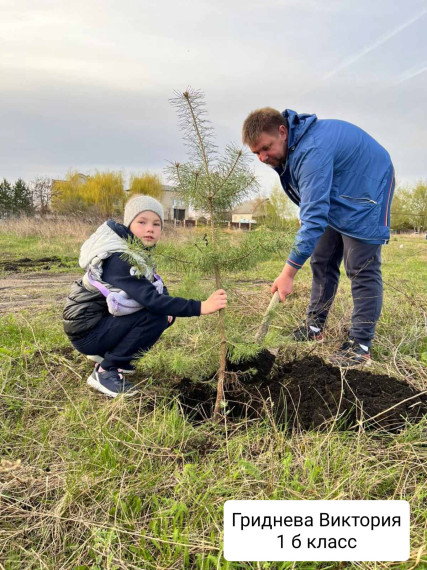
[124,195,164,228]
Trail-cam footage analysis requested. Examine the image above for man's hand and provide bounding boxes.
[201,289,227,315]
[167,316,173,324]
[271,264,299,302]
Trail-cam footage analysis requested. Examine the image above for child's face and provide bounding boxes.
[129,211,162,247]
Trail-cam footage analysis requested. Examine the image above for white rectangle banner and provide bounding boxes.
[224,500,409,562]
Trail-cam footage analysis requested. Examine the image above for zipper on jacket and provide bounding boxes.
[339,195,377,205]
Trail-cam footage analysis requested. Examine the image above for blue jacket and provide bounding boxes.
[274,110,395,269]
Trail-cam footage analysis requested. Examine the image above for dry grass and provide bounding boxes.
[0,215,203,249]
[0,226,426,569]
[0,215,102,241]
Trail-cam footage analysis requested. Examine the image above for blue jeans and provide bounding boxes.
[72,310,170,370]
[307,226,383,347]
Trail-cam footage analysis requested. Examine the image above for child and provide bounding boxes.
[63,194,227,397]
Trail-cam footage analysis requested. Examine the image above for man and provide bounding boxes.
[242,108,394,367]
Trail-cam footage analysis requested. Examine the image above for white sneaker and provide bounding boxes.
[87,365,138,398]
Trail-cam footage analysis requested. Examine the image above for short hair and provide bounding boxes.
[242,107,287,146]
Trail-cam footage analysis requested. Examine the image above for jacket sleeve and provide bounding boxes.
[102,254,201,317]
[287,146,333,269]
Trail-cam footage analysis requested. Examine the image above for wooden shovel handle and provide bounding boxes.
[254,291,281,345]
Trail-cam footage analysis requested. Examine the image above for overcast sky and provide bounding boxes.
[1,0,426,193]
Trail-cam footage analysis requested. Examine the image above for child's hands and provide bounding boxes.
[201,289,227,315]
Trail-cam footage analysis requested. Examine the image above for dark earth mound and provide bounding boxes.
[0,256,72,272]
[177,354,427,432]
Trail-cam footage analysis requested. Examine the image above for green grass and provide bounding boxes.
[0,234,78,261]
[0,226,426,569]
[0,216,95,271]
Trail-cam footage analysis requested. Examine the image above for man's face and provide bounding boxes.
[249,125,288,168]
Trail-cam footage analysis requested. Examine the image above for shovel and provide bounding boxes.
[225,291,281,384]
[225,290,280,385]
[254,290,281,347]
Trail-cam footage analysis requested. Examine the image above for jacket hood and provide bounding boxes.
[283,109,317,149]
[106,219,133,240]
[79,221,131,270]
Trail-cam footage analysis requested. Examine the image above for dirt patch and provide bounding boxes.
[0,256,76,272]
[177,354,427,432]
[0,271,81,313]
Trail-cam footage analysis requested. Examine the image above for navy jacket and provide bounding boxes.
[63,221,201,341]
[275,110,395,268]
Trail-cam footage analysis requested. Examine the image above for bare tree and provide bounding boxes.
[30,177,52,215]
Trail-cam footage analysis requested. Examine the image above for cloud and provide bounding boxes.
[1,0,426,188]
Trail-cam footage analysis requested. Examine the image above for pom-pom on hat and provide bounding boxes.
[124,195,164,228]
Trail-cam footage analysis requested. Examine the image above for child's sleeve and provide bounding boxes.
[102,254,201,317]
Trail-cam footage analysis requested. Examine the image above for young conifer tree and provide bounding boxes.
[166,88,259,418]
[124,89,292,417]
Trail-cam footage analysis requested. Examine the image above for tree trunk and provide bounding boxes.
[213,265,227,420]
[207,198,227,420]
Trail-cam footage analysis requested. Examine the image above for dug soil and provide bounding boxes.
[177,353,427,432]
[0,256,74,272]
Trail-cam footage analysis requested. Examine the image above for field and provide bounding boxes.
[0,217,426,570]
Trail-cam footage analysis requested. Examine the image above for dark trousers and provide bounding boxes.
[72,310,169,370]
[307,226,383,347]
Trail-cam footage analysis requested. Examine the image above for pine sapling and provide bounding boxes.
[166,88,259,418]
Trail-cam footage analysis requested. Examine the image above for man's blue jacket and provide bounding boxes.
[274,109,395,269]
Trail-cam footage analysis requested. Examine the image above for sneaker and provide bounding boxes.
[329,339,371,368]
[293,321,324,342]
[87,365,138,398]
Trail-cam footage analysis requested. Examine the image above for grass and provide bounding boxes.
[0,216,98,260]
[0,219,426,569]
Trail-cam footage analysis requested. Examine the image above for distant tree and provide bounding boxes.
[128,172,164,200]
[0,178,12,217]
[262,183,298,230]
[51,171,89,215]
[390,182,427,232]
[269,183,298,218]
[31,177,52,215]
[0,178,33,217]
[390,187,410,231]
[409,181,427,232]
[84,171,125,217]
[11,179,34,216]
[51,170,125,217]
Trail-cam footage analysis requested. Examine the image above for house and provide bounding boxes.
[125,184,187,222]
[161,185,187,221]
[231,198,269,224]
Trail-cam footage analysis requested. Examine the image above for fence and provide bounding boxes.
[166,219,256,231]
